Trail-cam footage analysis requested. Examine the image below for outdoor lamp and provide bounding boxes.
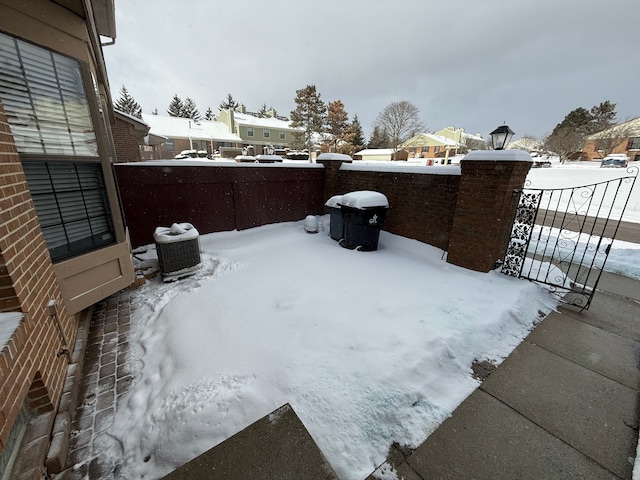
[490,125,515,150]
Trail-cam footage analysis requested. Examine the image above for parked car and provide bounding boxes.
[600,154,629,168]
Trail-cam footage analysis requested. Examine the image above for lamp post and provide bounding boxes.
[490,125,515,150]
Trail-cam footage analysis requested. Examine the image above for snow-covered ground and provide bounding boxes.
[100,161,640,480]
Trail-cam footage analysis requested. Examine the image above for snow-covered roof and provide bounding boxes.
[586,116,640,139]
[355,149,396,156]
[401,133,461,148]
[233,111,299,131]
[141,114,242,143]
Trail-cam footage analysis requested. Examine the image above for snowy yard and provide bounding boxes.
[102,162,640,480]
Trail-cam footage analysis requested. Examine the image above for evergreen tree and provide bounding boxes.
[290,85,326,151]
[205,107,215,120]
[368,125,391,149]
[181,97,201,120]
[257,103,269,117]
[219,93,239,111]
[167,94,183,117]
[545,101,618,162]
[326,100,349,152]
[590,101,617,133]
[113,85,142,119]
[351,114,366,152]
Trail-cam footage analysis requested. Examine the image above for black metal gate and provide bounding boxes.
[501,166,638,310]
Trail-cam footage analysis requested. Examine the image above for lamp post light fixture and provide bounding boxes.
[490,125,515,150]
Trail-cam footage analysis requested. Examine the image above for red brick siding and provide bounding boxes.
[0,102,75,453]
[112,117,143,163]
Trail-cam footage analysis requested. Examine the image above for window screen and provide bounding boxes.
[22,161,115,262]
[0,31,98,156]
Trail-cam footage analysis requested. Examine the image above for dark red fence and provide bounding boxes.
[114,163,326,247]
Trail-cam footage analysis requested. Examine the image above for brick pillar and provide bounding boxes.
[447,150,533,272]
[316,157,352,202]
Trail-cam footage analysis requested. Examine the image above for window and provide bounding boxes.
[0,32,98,156]
[247,127,254,137]
[434,146,441,154]
[22,161,114,262]
[165,138,175,151]
[279,130,285,140]
[0,32,115,262]
[264,128,270,138]
[629,137,640,150]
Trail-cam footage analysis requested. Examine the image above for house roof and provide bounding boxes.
[586,116,640,139]
[355,149,396,156]
[232,111,300,131]
[401,133,461,148]
[141,114,242,143]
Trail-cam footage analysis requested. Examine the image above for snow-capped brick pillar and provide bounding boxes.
[316,154,352,202]
[447,150,533,273]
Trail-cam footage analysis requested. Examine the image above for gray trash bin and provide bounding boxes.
[153,223,201,281]
[325,195,344,241]
[339,191,389,251]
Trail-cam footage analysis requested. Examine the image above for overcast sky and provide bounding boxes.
[103,0,640,141]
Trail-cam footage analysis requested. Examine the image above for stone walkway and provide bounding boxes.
[54,291,134,480]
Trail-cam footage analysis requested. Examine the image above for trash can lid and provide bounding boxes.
[339,191,389,209]
[153,223,200,243]
[325,195,344,208]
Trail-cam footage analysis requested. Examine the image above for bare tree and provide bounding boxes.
[544,127,585,162]
[374,101,425,159]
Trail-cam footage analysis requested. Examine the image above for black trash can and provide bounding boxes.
[325,195,344,241]
[339,191,389,251]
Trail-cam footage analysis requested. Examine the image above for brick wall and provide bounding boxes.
[112,116,143,163]
[0,102,75,453]
[116,156,531,271]
[335,166,460,251]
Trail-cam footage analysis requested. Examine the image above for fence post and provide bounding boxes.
[447,150,533,272]
[316,157,352,202]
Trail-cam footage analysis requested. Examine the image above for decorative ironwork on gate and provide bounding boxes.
[502,165,638,310]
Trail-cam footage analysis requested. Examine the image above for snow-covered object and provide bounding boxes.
[235,155,256,162]
[256,154,284,162]
[304,215,319,233]
[316,153,353,161]
[462,150,533,162]
[324,195,343,208]
[0,312,23,350]
[340,191,389,209]
[153,223,199,243]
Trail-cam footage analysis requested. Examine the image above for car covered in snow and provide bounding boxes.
[600,154,629,168]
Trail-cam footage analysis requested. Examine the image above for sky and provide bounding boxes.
[79,164,640,480]
[103,0,640,142]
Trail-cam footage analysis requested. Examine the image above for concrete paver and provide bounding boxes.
[405,389,617,480]
[391,273,640,480]
[162,403,339,480]
[480,341,638,479]
[528,311,640,389]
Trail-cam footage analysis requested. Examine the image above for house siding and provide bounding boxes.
[0,101,73,451]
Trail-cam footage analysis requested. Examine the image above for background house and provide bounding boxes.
[354,148,397,161]
[582,117,640,161]
[218,106,302,155]
[436,126,485,151]
[113,111,150,163]
[140,114,243,160]
[0,0,135,476]
[401,133,462,161]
